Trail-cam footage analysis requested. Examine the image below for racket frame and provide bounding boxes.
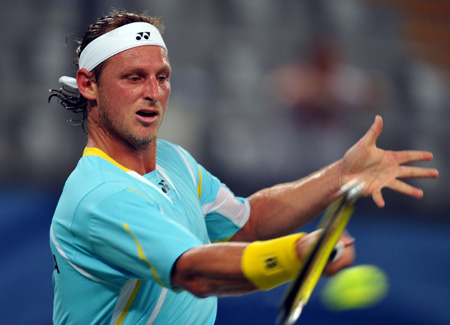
[277,182,363,324]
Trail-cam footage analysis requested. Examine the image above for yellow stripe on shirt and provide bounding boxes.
[116,279,142,325]
[83,147,132,172]
[211,235,233,243]
[197,167,203,199]
[123,223,165,288]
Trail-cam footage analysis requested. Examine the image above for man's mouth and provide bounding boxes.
[136,109,158,118]
[136,109,159,124]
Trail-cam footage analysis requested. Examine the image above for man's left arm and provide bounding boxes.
[231,115,439,242]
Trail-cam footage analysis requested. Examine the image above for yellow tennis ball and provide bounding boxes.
[321,264,388,311]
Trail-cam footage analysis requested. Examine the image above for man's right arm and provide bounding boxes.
[170,231,354,298]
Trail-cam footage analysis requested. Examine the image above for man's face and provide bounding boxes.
[91,45,171,150]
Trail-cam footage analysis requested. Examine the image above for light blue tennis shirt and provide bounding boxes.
[50,140,250,324]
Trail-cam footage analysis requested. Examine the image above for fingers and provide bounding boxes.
[386,179,424,200]
[397,166,439,179]
[339,231,355,247]
[371,189,385,208]
[324,244,355,276]
[395,150,435,164]
[363,115,383,146]
[371,178,427,207]
[296,230,322,261]
[348,116,438,208]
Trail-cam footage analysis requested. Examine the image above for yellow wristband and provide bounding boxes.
[241,233,305,291]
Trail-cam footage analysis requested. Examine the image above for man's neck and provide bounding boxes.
[86,137,158,175]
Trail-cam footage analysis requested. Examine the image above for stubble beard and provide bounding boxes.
[98,108,159,151]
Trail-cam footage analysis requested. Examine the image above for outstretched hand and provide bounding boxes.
[341,115,439,208]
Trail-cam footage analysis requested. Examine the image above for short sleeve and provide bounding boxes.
[170,145,250,242]
[87,188,203,288]
[196,164,250,242]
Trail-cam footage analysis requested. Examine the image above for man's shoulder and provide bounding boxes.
[157,139,184,155]
[63,155,144,199]
[157,139,196,166]
[71,154,130,182]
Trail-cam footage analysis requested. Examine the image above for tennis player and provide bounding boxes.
[49,9,438,324]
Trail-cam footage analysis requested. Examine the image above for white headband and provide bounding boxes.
[59,22,167,89]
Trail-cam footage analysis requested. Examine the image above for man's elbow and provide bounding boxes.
[176,278,216,298]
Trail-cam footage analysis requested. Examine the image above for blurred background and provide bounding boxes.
[1,0,449,324]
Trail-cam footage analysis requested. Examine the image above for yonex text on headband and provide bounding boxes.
[59,22,167,89]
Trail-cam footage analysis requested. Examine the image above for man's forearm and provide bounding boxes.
[171,243,256,298]
[171,231,354,298]
[232,160,344,242]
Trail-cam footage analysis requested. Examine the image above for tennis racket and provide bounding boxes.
[277,181,364,324]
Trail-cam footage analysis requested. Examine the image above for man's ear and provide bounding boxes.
[76,68,97,100]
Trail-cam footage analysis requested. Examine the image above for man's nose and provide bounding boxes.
[144,77,161,102]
